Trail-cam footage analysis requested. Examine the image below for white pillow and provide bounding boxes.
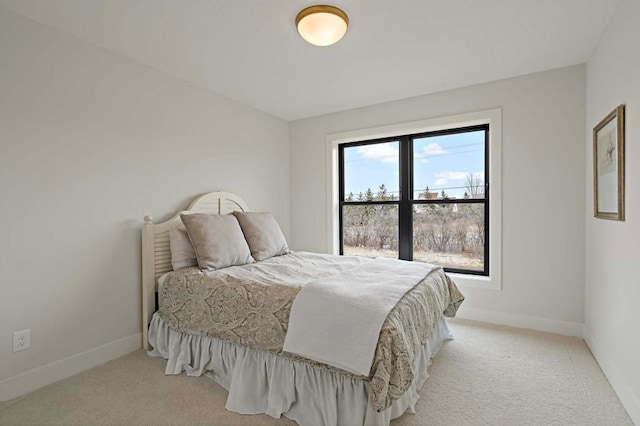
[232,211,289,261]
[169,225,198,270]
[180,213,254,271]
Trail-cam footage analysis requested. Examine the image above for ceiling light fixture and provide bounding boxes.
[295,5,349,47]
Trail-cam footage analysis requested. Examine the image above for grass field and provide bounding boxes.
[344,245,483,271]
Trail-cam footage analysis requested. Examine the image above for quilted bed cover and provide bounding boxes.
[158,251,464,411]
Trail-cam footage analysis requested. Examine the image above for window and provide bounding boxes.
[339,125,489,276]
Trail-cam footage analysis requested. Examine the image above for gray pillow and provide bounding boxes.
[180,213,254,271]
[169,225,198,270]
[232,211,289,261]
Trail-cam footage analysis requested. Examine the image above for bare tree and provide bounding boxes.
[371,185,395,249]
[465,173,484,198]
[464,173,485,253]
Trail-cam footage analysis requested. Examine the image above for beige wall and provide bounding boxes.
[0,9,289,383]
[585,0,640,422]
[290,65,586,327]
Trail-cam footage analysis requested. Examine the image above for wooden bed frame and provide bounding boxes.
[141,191,249,350]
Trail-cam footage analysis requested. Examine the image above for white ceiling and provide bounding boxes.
[0,0,621,121]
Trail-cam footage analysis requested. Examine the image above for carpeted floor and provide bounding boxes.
[0,319,633,425]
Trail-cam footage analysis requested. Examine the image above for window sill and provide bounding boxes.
[448,272,501,291]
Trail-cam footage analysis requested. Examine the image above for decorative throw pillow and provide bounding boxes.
[232,211,289,261]
[169,225,198,270]
[180,213,254,271]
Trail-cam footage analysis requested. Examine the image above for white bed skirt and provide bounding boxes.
[147,313,453,426]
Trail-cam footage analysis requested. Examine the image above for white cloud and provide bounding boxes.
[415,143,447,163]
[432,171,484,189]
[421,143,447,156]
[356,143,398,164]
[434,171,469,181]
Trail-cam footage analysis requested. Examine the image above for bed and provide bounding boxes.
[142,191,464,425]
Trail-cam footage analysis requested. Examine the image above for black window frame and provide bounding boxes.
[338,124,490,276]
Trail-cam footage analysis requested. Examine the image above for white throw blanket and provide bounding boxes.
[283,258,438,376]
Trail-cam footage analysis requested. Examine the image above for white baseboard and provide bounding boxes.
[0,333,141,402]
[583,326,640,425]
[455,306,584,338]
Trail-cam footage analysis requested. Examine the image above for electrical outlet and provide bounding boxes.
[13,329,31,352]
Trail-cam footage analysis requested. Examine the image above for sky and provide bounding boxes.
[343,130,485,199]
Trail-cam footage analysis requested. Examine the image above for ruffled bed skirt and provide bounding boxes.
[147,313,453,426]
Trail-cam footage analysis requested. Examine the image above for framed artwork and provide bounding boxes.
[593,104,625,221]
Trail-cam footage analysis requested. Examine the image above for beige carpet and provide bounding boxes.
[0,319,633,426]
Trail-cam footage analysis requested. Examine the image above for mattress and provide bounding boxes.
[157,251,464,411]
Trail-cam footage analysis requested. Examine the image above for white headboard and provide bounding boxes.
[141,191,249,350]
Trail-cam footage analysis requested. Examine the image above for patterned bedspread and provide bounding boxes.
[158,251,464,411]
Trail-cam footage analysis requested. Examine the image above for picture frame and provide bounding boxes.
[593,104,625,221]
